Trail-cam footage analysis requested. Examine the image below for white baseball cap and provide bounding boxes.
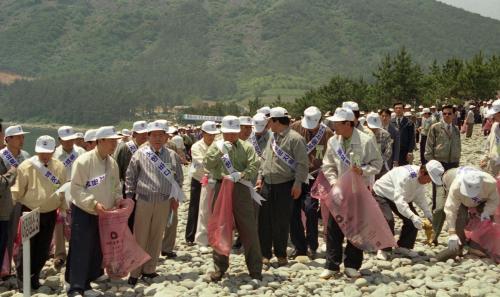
[95,126,122,140]
[301,106,322,129]
[201,121,219,135]
[257,106,271,116]
[221,116,241,133]
[327,107,355,122]
[419,105,424,109]
[425,160,444,186]
[4,125,30,138]
[366,112,382,129]
[430,105,436,109]
[167,126,177,134]
[75,132,84,139]
[121,129,131,137]
[132,121,148,134]
[342,101,359,111]
[84,129,97,142]
[253,113,268,133]
[486,99,500,117]
[404,111,412,117]
[405,104,412,109]
[470,105,476,108]
[58,126,78,141]
[35,135,56,153]
[269,107,289,118]
[239,116,253,126]
[148,120,168,133]
[459,171,483,198]
[422,108,431,113]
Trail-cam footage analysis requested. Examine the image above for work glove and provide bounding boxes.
[216,140,233,154]
[480,211,491,221]
[229,172,242,183]
[411,216,423,230]
[448,234,461,252]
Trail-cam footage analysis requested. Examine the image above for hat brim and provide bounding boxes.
[35,146,55,153]
[301,118,319,129]
[429,172,443,186]
[459,181,480,198]
[202,129,220,135]
[254,124,266,133]
[59,134,78,141]
[240,123,253,126]
[7,131,30,137]
[220,127,240,133]
[133,129,149,134]
[326,115,353,122]
[148,128,167,133]
[98,135,122,140]
[366,122,381,129]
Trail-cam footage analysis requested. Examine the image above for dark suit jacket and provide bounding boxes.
[391,116,415,164]
[385,122,400,168]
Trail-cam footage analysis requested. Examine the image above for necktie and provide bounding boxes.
[397,118,401,128]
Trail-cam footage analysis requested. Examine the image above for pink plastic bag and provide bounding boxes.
[494,176,500,223]
[0,250,10,277]
[312,170,396,251]
[311,171,333,235]
[465,217,500,263]
[208,178,235,257]
[98,199,150,278]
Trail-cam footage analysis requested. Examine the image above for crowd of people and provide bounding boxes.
[0,98,499,297]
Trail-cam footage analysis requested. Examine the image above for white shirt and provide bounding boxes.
[373,165,432,220]
[190,139,210,181]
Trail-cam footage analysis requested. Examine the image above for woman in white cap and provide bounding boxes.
[11,135,66,290]
[53,126,86,270]
[0,125,30,277]
[436,168,499,261]
[320,107,383,279]
[373,160,444,260]
[480,99,500,175]
[125,121,184,286]
[65,126,122,297]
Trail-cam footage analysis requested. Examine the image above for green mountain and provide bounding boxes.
[0,0,499,123]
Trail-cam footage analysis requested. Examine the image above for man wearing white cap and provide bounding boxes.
[83,129,97,151]
[12,136,66,290]
[125,120,184,285]
[185,121,219,247]
[380,109,400,169]
[342,101,372,136]
[366,112,393,179]
[53,125,86,270]
[373,160,444,259]
[392,102,416,165]
[480,99,500,175]
[113,121,149,230]
[257,107,308,267]
[436,168,499,261]
[418,108,434,164]
[320,107,383,279]
[289,106,334,259]
[0,125,30,279]
[257,106,271,118]
[465,105,476,138]
[238,116,253,141]
[249,113,270,160]
[65,126,122,297]
[74,132,85,150]
[204,115,262,281]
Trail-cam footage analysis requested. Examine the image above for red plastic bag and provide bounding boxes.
[98,199,150,278]
[0,250,10,277]
[494,177,500,223]
[311,171,333,235]
[208,178,235,256]
[312,170,396,251]
[466,217,500,263]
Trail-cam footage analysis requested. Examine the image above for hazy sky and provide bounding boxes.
[437,0,500,20]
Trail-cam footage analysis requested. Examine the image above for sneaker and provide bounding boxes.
[249,273,262,281]
[84,289,103,297]
[199,246,210,254]
[209,271,224,282]
[127,277,138,286]
[161,251,177,258]
[376,250,389,260]
[141,273,159,279]
[344,268,361,278]
[319,269,337,280]
[394,247,419,258]
[277,257,288,267]
[186,241,195,247]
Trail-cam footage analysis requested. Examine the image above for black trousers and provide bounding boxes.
[432,162,459,210]
[258,180,294,259]
[420,135,427,165]
[290,182,319,254]
[65,205,103,295]
[16,208,56,285]
[374,195,418,250]
[0,220,9,274]
[325,214,363,271]
[185,178,202,243]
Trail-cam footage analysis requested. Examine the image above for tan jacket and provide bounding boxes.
[424,121,461,164]
[444,168,499,231]
[481,122,500,176]
[71,149,122,215]
[12,157,66,213]
[322,128,383,186]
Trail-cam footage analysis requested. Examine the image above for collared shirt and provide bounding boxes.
[113,140,137,182]
[424,121,461,163]
[373,165,432,219]
[125,145,183,203]
[190,139,210,181]
[290,121,334,173]
[322,128,383,187]
[0,149,29,220]
[204,139,259,181]
[259,127,308,187]
[54,145,86,180]
[12,157,66,213]
[420,116,434,136]
[373,128,393,163]
[444,168,499,230]
[70,149,121,215]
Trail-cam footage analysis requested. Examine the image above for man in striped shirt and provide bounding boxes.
[125,120,184,286]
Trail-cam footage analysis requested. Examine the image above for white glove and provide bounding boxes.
[216,140,233,154]
[411,216,423,230]
[448,234,461,252]
[229,172,242,183]
[480,211,491,221]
